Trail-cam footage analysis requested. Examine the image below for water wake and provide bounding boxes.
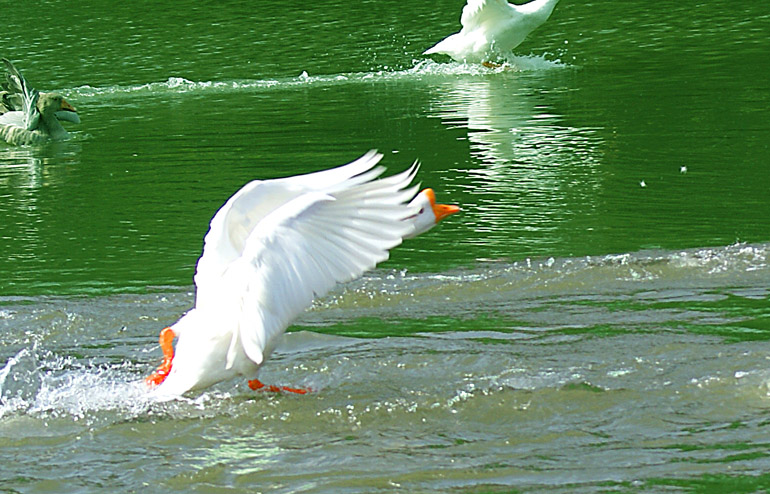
[67,56,567,100]
[317,242,770,315]
[0,242,766,421]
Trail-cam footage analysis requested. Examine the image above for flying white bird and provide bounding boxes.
[146,151,459,396]
[424,0,561,64]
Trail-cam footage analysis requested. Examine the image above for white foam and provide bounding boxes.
[69,55,568,100]
[0,347,157,420]
[30,364,152,419]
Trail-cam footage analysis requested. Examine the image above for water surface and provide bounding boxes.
[1,0,770,492]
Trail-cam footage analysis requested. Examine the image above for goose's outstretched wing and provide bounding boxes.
[191,151,419,366]
[1,58,39,130]
[461,0,518,31]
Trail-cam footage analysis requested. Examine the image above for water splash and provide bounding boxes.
[67,56,567,100]
[2,242,766,422]
[0,348,41,417]
[0,347,154,421]
[31,363,152,420]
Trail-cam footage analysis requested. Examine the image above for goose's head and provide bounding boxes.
[38,92,80,124]
[405,188,460,238]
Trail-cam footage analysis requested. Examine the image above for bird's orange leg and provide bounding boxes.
[145,327,176,387]
[248,379,309,395]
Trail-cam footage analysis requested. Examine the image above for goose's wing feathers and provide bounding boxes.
[193,150,391,301]
[1,58,39,130]
[461,0,518,32]
[234,164,418,365]
[192,151,419,366]
[1,59,27,98]
[0,91,22,114]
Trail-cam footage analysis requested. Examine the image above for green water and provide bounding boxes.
[1,0,767,295]
[1,0,770,492]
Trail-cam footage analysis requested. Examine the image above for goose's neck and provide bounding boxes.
[39,114,69,140]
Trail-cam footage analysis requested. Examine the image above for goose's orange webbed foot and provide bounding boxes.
[248,379,309,395]
[145,327,176,387]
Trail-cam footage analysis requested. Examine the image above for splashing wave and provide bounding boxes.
[67,56,567,100]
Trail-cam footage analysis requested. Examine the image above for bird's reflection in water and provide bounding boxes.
[428,73,605,255]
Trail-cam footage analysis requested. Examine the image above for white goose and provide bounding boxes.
[0,58,80,146]
[424,0,560,64]
[146,151,459,396]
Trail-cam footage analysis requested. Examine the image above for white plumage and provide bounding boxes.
[424,0,560,63]
[149,151,457,397]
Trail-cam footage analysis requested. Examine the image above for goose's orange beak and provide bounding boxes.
[145,327,176,387]
[424,188,460,223]
[60,98,77,113]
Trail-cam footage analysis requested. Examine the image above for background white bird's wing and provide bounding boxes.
[229,162,419,366]
[193,150,391,306]
[461,0,518,31]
